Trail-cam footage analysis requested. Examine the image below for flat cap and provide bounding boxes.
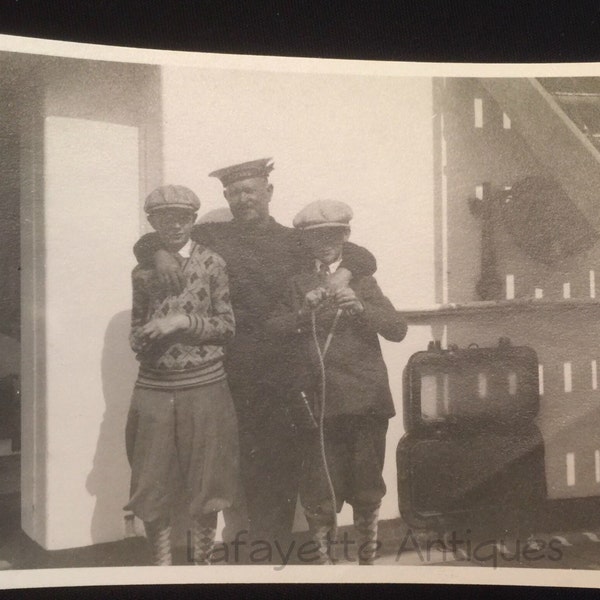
[144,185,200,213]
[293,199,353,230]
[209,158,274,187]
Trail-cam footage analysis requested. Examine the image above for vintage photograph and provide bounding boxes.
[0,35,600,588]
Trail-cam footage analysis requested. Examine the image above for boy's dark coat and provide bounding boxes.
[267,270,407,420]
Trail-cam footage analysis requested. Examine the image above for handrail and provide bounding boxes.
[398,298,600,325]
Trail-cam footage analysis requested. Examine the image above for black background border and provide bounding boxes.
[1,1,600,599]
[0,0,599,63]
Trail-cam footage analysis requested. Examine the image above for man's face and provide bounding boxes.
[303,227,349,265]
[223,177,273,222]
[148,208,196,251]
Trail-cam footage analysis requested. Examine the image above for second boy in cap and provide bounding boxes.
[267,199,407,565]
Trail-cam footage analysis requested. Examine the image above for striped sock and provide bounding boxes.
[144,518,172,566]
[193,512,218,565]
[354,508,379,565]
[306,513,335,565]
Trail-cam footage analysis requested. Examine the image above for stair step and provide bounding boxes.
[549,92,600,150]
[553,91,600,101]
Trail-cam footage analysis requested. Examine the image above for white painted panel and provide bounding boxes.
[506,274,515,300]
[474,98,483,128]
[44,116,139,549]
[566,452,576,487]
[477,372,487,398]
[508,371,517,396]
[564,362,573,393]
[441,117,449,305]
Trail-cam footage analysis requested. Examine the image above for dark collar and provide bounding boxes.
[230,216,288,234]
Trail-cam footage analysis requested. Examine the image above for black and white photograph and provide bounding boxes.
[0,33,600,589]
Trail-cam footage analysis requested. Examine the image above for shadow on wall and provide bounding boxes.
[87,310,138,545]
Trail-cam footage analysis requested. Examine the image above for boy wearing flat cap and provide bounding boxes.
[125,185,239,566]
[267,199,407,565]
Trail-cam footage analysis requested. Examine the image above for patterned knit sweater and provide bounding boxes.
[130,243,235,389]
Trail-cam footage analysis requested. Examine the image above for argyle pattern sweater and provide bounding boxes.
[130,243,235,389]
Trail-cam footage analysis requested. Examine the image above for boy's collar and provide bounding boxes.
[315,256,343,274]
[177,238,194,258]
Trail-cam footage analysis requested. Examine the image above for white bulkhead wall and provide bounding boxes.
[160,67,436,530]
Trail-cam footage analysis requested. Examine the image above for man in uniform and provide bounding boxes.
[133,159,376,560]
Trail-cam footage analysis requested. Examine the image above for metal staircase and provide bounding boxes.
[478,77,600,232]
[539,77,600,152]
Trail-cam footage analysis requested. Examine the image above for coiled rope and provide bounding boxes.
[310,308,343,547]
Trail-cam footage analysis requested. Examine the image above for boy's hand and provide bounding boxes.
[156,249,186,294]
[334,287,364,314]
[302,287,329,314]
[327,267,352,292]
[141,314,188,339]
